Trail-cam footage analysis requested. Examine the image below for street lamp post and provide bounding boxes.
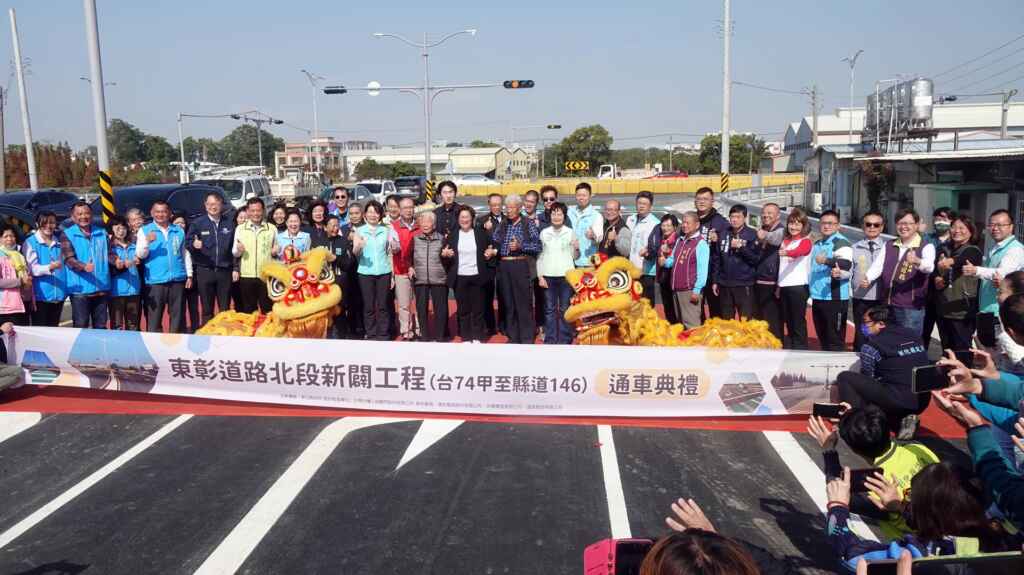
[841,49,863,144]
[300,69,324,173]
[232,111,283,171]
[371,29,476,182]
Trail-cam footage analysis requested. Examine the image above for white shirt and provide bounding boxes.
[136,224,193,277]
[457,230,478,276]
[864,236,936,283]
[977,235,1024,281]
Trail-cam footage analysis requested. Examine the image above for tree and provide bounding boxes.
[388,162,420,178]
[861,159,894,215]
[354,158,388,181]
[556,125,612,176]
[107,119,147,164]
[697,133,767,175]
[143,135,177,165]
[180,137,224,165]
[219,124,284,168]
[469,140,499,148]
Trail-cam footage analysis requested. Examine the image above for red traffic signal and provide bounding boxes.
[503,80,535,89]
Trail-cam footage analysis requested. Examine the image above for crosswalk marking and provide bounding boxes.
[0,414,193,550]
[193,417,408,575]
[0,412,41,446]
[395,418,464,471]
[598,425,631,539]
[762,430,878,542]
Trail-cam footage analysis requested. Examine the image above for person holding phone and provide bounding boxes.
[825,462,1020,573]
[807,403,939,539]
[836,305,932,439]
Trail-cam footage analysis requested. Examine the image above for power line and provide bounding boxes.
[933,32,1024,78]
[949,59,1024,94]
[980,71,1024,94]
[733,80,807,96]
[943,45,1024,85]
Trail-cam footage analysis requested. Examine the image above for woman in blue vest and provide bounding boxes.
[61,201,111,329]
[23,211,66,327]
[107,215,142,331]
[353,200,398,341]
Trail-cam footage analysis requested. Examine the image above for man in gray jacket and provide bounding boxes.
[411,212,449,341]
[851,211,886,351]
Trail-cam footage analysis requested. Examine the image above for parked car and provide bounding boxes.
[644,171,689,179]
[392,176,429,205]
[0,204,37,241]
[451,174,500,187]
[356,179,397,203]
[0,189,82,219]
[192,175,272,211]
[62,183,232,229]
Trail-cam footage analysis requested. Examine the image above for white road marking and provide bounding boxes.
[597,425,631,539]
[58,320,72,327]
[0,412,41,445]
[762,430,878,542]
[0,414,193,550]
[395,418,464,471]
[194,417,408,575]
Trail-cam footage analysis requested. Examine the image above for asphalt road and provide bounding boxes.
[0,411,970,574]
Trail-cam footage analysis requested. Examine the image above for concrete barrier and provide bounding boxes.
[455,173,805,197]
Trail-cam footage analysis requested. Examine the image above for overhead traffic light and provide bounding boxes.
[546,124,561,129]
[503,80,534,89]
[323,85,348,95]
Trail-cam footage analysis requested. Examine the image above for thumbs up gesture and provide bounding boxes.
[962,260,976,276]
[235,239,245,254]
[193,235,203,249]
[441,246,454,258]
[906,251,921,267]
[815,252,828,265]
[831,263,842,279]
[146,231,157,243]
[483,218,494,231]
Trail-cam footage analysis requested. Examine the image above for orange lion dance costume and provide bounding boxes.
[197,247,341,339]
[565,255,781,348]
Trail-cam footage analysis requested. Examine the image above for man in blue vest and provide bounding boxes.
[186,192,234,329]
[60,201,110,328]
[23,211,66,326]
[810,210,853,351]
[136,200,188,333]
[962,209,1024,348]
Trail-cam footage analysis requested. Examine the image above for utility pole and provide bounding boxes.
[84,0,113,221]
[1002,89,1018,139]
[9,9,37,190]
[0,89,6,192]
[668,134,673,172]
[810,85,820,149]
[300,69,324,173]
[841,50,863,144]
[720,0,731,192]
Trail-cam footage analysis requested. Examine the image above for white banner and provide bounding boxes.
[15,327,859,417]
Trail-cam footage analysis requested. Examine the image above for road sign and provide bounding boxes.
[564,160,589,172]
[367,81,381,97]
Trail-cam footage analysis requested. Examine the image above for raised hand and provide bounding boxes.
[666,498,716,533]
[962,261,977,276]
[831,263,842,278]
[806,416,838,450]
[235,239,245,254]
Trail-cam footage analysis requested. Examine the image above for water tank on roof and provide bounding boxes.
[910,78,934,127]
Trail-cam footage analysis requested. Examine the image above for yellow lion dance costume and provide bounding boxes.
[565,255,781,348]
[197,247,341,338]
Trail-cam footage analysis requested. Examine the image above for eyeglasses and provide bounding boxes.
[863,222,883,228]
[334,195,347,200]
[821,220,839,226]
[989,223,1012,228]
[542,197,556,202]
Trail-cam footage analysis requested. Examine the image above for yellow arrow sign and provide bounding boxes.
[564,160,589,172]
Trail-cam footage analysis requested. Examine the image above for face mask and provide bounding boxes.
[934,222,950,234]
[860,324,872,337]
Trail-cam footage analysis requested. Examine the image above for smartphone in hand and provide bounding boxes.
[813,403,845,419]
[912,365,950,394]
[849,467,883,493]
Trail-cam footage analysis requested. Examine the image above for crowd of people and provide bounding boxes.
[6,184,1024,356]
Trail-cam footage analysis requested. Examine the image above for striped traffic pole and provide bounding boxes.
[720,172,730,194]
[99,169,114,222]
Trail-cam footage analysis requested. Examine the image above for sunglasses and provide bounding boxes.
[863,222,883,228]
[335,195,347,200]
[542,197,556,202]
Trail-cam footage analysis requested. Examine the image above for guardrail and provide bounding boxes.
[455,173,805,197]
[719,185,893,243]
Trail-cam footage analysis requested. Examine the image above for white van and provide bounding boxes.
[193,176,273,210]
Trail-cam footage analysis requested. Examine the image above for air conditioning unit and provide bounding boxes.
[812,193,823,213]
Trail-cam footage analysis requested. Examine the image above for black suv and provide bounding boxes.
[63,183,232,228]
[0,189,81,219]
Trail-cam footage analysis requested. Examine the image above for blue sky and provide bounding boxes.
[2,0,1022,150]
